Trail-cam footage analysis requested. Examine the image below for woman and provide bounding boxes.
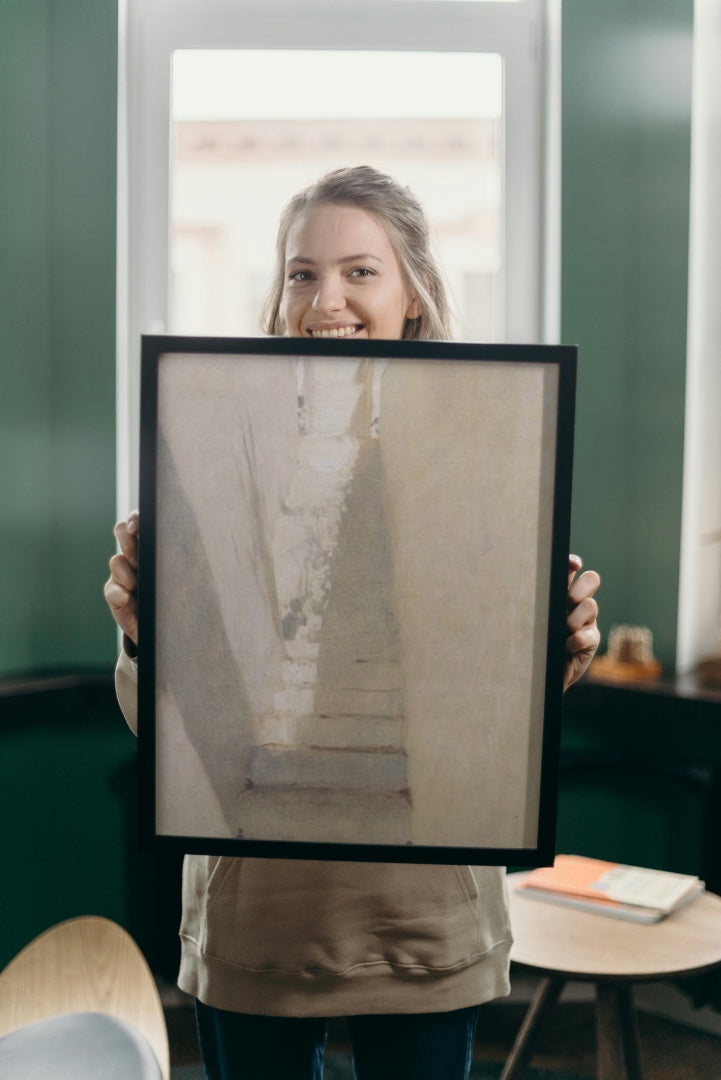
[105,166,601,1080]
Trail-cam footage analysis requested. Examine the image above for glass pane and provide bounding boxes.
[170,50,503,341]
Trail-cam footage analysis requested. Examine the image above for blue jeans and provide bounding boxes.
[195,1000,481,1080]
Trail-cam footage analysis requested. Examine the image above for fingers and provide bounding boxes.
[566,591,599,637]
[568,567,601,610]
[113,509,139,568]
[105,511,140,645]
[565,622,601,658]
[108,549,136,589]
[103,575,138,644]
[567,562,601,641]
[103,576,136,617]
[567,568,601,651]
[564,557,601,690]
[567,553,583,588]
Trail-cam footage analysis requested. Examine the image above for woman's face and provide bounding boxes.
[281,203,421,340]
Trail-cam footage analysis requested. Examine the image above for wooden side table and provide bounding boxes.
[503,872,721,1080]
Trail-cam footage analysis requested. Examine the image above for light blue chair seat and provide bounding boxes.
[0,917,169,1079]
[0,1011,162,1079]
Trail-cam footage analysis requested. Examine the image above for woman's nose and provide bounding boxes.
[312,274,345,314]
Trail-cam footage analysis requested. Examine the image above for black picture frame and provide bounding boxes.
[138,335,576,865]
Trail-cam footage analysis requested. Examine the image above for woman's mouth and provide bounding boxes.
[307,324,364,339]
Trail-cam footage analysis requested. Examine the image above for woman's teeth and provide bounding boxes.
[310,325,360,338]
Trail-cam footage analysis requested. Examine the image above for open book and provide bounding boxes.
[516,854,705,923]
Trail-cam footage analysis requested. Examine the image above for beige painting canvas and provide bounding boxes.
[142,341,572,861]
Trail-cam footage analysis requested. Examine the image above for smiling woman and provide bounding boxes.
[263,167,452,342]
[282,205,420,340]
[107,155,599,1079]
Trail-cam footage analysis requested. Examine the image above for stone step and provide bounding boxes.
[316,687,402,717]
[247,746,408,794]
[280,659,317,686]
[274,687,315,717]
[285,641,320,662]
[235,787,412,846]
[274,686,402,718]
[257,714,403,751]
[320,661,402,692]
[279,658,400,691]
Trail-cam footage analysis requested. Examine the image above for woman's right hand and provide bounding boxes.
[104,509,139,646]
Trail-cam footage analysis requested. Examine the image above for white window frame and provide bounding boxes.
[117,0,559,511]
[676,0,721,674]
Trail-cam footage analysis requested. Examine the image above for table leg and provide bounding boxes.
[596,982,643,1080]
[500,976,565,1080]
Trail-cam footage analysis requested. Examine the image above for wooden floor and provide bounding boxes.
[166,994,721,1078]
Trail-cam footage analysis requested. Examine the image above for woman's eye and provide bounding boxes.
[349,267,375,279]
[288,270,313,283]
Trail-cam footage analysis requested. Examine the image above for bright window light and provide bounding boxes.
[172,50,502,121]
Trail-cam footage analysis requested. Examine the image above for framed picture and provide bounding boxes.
[137,335,576,865]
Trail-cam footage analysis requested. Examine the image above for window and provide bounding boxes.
[169,49,503,340]
[118,0,557,509]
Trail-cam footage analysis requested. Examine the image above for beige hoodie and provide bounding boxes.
[116,650,512,1016]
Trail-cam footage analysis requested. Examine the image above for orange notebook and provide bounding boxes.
[517,855,704,923]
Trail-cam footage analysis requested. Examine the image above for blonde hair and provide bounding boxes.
[262,165,453,341]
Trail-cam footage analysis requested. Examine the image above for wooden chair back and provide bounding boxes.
[0,916,169,1080]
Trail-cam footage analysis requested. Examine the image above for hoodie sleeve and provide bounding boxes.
[115,643,139,735]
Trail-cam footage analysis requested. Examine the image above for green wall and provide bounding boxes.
[0,682,183,973]
[0,0,130,971]
[558,687,721,884]
[0,0,118,675]
[562,0,693,670]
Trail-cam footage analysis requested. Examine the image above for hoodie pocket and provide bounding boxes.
[185,858,508,976]
[180,854,238,949]
[454,864,479,907]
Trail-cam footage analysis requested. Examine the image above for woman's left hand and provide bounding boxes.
[564,555,601,691]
